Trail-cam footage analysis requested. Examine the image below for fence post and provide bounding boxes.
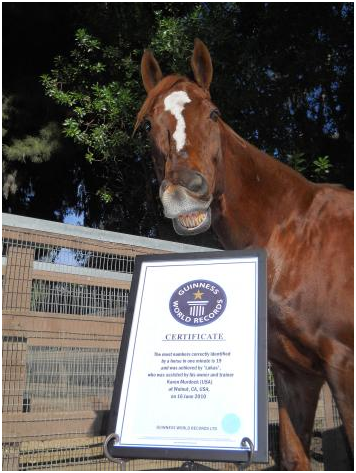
[3,245,34,312]
[2,245,33,414]
[2,245,34,470]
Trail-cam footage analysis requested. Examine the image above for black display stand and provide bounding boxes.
[105,251,268,467]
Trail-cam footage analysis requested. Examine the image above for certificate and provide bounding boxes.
[107,250,268,463]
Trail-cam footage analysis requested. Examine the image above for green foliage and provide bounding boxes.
[96,187,114,204]
[40,7,208,168]
[149,8,201,73]
[287,152,332,182]
[41,28,140,162]
[3,122,61,163]
[2,95,14,138]
[2,94,62,199]
[312,156,332,181]
[287,152,307,174]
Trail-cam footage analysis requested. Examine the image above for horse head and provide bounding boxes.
[136,39,224,236]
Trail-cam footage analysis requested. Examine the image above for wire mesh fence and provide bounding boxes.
[30,280,129,317]
[2,214,346,471]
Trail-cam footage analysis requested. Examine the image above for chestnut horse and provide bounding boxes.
[135,39,354,470]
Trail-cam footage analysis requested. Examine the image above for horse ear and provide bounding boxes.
[191,38,213,91]
[141,49,163,93]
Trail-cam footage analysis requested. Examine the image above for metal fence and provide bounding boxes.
[2,214,347,471]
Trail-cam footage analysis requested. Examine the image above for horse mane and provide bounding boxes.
[133,75,187,135]
[219,120,247,149]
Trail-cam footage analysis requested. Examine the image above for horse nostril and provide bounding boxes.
[160,173,208,198]
[186,172,208,195]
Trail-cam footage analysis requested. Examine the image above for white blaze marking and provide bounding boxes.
[164,91,191,152]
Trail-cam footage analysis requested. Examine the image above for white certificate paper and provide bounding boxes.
[112,252,267,459]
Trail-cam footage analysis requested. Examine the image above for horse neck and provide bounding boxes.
[213,123,316,249]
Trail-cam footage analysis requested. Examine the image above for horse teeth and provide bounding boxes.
[179,211,206,228]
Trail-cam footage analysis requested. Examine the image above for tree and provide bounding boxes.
[2,3,86,222]
[3,3,353,241]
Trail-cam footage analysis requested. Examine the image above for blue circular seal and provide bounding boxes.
[222,414,241,434]
[169,279,227,327]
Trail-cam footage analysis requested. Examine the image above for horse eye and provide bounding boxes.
[210,109,221,122]
[143,120,151,132]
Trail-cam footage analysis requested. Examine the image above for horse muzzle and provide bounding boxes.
[159,182,212,235]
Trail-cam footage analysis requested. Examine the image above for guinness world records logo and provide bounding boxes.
[169,279,227,327]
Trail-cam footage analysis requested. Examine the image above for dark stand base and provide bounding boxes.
[179,461,216,471]
[104,434,254,472]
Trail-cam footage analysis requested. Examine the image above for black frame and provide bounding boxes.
[107,249,268,464]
